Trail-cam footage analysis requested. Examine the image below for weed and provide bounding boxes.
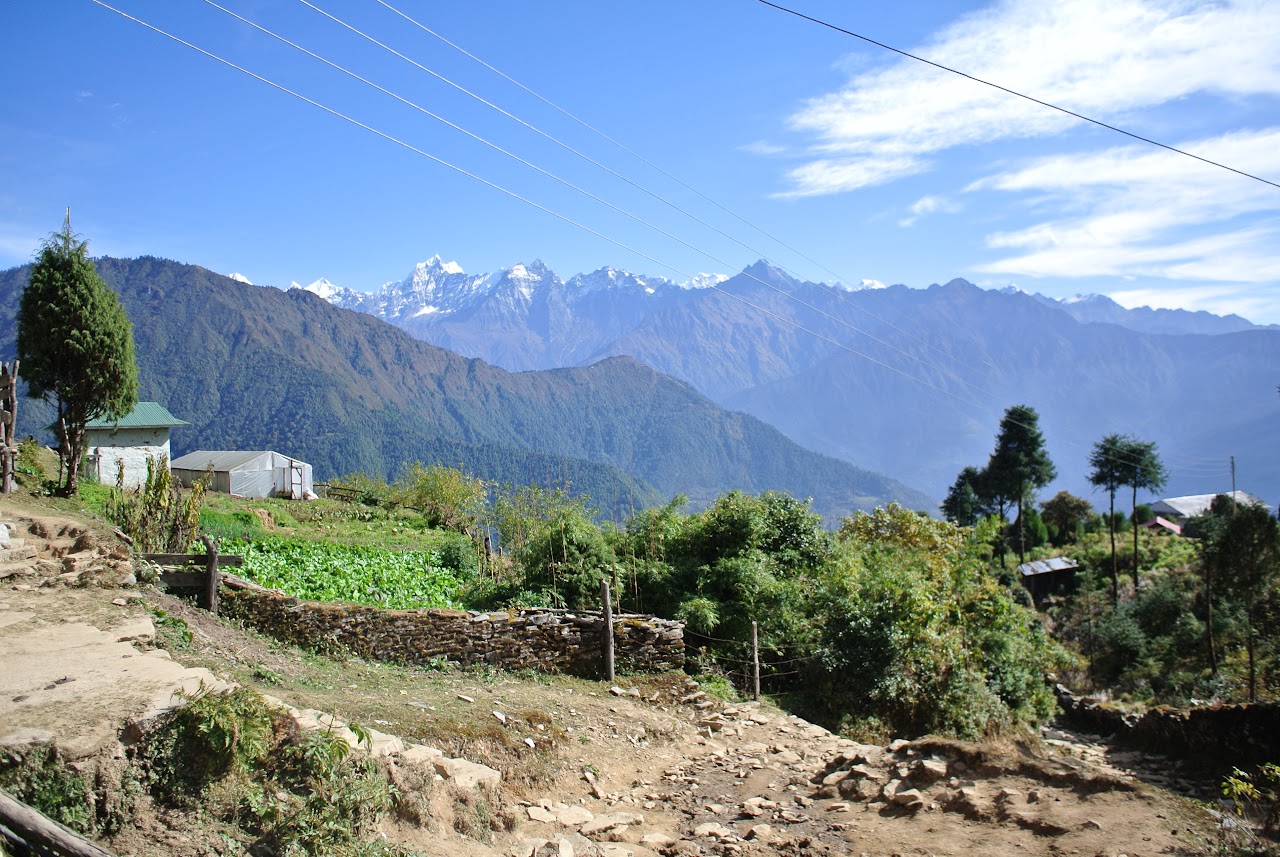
[0,745,92,834]
[1223,762,1280,849]
[149,606,193,652]
[252,665,284,685]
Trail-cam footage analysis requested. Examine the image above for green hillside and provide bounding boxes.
[0,256,932,520]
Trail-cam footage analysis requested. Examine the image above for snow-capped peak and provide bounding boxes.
[420,254,465,275]
[227,272,253,285]
[859,278,886,290]
[301,277,345,299]
[682,273,728,290]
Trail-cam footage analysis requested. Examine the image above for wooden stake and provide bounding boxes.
[601,578,615,682]
[202,535,220,617]
[751,620,761,702]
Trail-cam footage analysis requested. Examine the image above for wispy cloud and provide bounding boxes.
[774,0,1280,196]
[971,127,1280,282]
[1108,284,1278,322]
[899,194,961,227]
[741,140,788,156]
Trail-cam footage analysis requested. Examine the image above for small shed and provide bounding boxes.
[84,402,189,489]
[170,450,314,500]
[1018,556,1080,605]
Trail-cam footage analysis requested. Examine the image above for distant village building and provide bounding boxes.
[84,402,188,490]
[1150,491,1269,522]
[1017,556,1080,605]
[170,450,315,500]
[1139,515,1182,536]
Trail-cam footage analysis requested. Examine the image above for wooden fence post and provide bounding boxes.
[751,620,760,702]
[601,578,615,682]
[201,535,220,617]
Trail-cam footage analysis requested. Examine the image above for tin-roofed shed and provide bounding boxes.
[170,450,314,500]
[84,402,188,489]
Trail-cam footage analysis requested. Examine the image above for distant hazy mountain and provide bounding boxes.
[1028,291,1266,335]
[0,257,930,522]
[304,258,1280,505]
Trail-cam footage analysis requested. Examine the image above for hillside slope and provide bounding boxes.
[0,257,931,520]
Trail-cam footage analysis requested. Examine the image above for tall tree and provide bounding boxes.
[1039,490,1093,547]
[941,465,987,527]
[1122,438,1167,591]
[1088,433,1128,605]
[985,405,1056,566]
[16,212,137,496]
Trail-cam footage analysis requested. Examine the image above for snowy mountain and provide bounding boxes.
[1030,291,1266,335]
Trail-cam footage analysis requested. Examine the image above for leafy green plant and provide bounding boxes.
[0,745,92,833]
[105,455,206,552]
[1224,762,1280,840]
[144,684,275,802]
[149,606,193,652]
[223,536,463,609]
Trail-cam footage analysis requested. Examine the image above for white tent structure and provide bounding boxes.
[170,450,314,500]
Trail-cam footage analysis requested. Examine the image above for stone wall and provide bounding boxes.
[221,586,684,678]
[1055,684,1280,772]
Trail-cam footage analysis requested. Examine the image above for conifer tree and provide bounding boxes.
[986,405,1056,566]
[17,211,138,496]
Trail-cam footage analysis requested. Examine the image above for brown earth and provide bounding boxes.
[0,500,1228,856]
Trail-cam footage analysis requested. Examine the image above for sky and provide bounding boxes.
[3,0,1279,323]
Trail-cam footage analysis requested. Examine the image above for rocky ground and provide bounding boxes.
[0,500,1228,856]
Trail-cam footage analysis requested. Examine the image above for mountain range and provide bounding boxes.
[0,257,930,522]
[300,257,1280,505]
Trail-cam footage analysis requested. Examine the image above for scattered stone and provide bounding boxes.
[745,824,773,841]
[557,805,595,826]
[434,756,502,790]
[457,694,475,703]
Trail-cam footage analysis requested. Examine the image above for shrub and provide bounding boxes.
[105,455,205,552]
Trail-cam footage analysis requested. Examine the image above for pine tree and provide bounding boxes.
[985,405,1056,566]
[17,211,138,496]
[1088,433,1128,605]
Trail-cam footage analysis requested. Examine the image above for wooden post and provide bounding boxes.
[751,620,761,702]
[0,360,16,496]
[0,788,119,856]
[601,578,615,682]
[201,535,220,617]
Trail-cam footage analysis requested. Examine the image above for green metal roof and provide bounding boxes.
[85,402,189,430]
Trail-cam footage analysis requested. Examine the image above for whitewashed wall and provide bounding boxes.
[85,427,171,489]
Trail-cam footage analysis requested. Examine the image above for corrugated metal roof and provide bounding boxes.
[85,401,188,430]
[170,450,275,471]
[1151,491,1267,519]
[1017,556,1080,578]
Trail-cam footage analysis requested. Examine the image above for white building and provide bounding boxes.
[170,450,315,500]
[1150,491,1270,522]
[84,402,189,489]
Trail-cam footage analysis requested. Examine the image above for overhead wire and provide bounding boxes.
[89,1,1240,495]
[754,0,1280,192]
[370,0,1010,388]
[287,0,1003,398]
[87,0,992,414]
[203,0,996,404]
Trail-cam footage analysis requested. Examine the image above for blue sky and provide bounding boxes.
[3,0,1279,322]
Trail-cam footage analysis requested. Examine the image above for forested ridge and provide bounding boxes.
[0,256,931,521]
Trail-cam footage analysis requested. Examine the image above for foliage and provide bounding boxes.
[0,745,92,833]
[820,507,1061,738]
[984,405,1056,565]
[394,462,490,534]
[199,507,265,543]
[941,465,987,527]
[327,471,392,506]
[14,436,46,484]
[224,535,465,610]
[144,685,275,801]
[1223,762,1280,840]
[16,214,137,496]
[105,455,205,552]
[1040,490,1094,547]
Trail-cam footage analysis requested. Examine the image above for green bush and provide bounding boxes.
[0,745,92,833]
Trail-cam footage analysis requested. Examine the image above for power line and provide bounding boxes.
[754,0,1280,191]
[87,0,986,413]
[371,0,1013,387]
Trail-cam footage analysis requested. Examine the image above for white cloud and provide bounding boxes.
[741,140,788,156]
[1108,285,1279,323]
[972,127,1280,284]
[899,194,961,227]
[775,0,1280,195]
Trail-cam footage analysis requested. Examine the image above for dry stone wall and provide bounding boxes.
[221,587,684,678]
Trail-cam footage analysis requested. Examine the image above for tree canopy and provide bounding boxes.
[16,213,137,495]
[985,405,1056,565]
